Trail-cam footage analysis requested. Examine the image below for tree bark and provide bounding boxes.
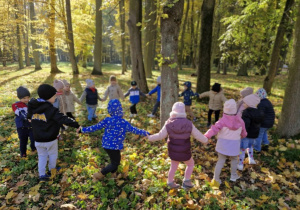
[189,0,194,67]
[92,0,103,75]
[29,0,42,70]
[193,10,201,69]
[144,0,157,78]
[160,0,184,127]
[196,0,215,94]
[237,62,248,76]
[49,0,61,73]
[66,0,79,74]
[263,0,294,94]
[119,0,126,74]
[127,0,149,93]
[24,0,30,67]
[15,0,24,70]
[277,3,300,137]
[178,0,189,70]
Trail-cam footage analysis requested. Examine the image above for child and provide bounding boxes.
[78,99,149,179]
[236,87,253,116]
[199,83,227,127]
[103,75,124,101]
[146,76,161,118]
[80,79,103,121]
[178,81,199,121]
[254,88,275,152]
[204,99,247,184]
[12,86,36,157]
[238,94,264,170]
[53,79,67,115]
[62,79,81,119]
[124,81,146,117]
[147,102,208,189]
[27,84,80,181]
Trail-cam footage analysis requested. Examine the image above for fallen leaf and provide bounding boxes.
[77,193,88,200]
[44,200,55,210]
[61,204,77,210]
[117,180,124,186]
[210,179,220,190]
[119,191,127,199]
[5,190,16,200]
[14,192,25,204]
[169,189,177,196]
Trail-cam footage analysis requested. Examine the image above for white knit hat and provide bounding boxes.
[223,99,237,115]
[243,94,261,108]
[170,102,187,118]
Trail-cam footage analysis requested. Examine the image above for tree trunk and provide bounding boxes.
[92,0,103,75]
[237,62,248,76]
[178,0,189,70]
[160,0,184,127]
[119,0,126,74]
[189,0,194,67]
[263,0,294,94]
[66,0,79,74]
[29,1,42,70]
[196,0,215,94]
[222,59,227,75]
[15,0,24,70]
[193,10,201,69]
[24,0,31,67]
[144,0,157,78]
[49,0,61,73]
[277,3,300,137]
[127,0,149,93]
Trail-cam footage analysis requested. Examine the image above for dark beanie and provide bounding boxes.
[17,86,30,99]
[212,83,221,92]
[38,84,57,100]
[131,81,137,86]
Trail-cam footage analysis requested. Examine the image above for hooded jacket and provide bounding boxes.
[103,84,124,101]
[81,99,149,150]
[205,114,247,156]
[27,98,80,142]
[124,87,146,104]
[148,85,161,102]
[257,98,275,128]
[148,118,208,161]
[242,107,265,138]
[178,82,199,106]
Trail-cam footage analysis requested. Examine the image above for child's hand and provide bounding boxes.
[146,94,150,98]
[28,119,31,123]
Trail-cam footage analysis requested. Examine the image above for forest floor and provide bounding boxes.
[0,63,299,210]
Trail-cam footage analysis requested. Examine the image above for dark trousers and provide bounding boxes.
[152,101,160,115]
[17,128,36,157]
[101,149,121,175]
[208,109,220,124]
[66,112,75,119]
[130,104,137,114]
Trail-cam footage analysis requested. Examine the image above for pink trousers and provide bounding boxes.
[168,157,195,183]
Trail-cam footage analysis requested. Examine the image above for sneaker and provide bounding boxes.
[39,174,50,181]
[230,175,240,182]
[129,114,134,118]
[182,180,194,190]
[249,158,256,165]
[167,182,180,189]
[237,164,244,171]
[147,114,155,118]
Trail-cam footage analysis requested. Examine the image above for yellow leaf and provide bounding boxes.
[259,194,270,201]
[224,181,230,189]
[117,180,124,186]
[119,191,127,199]
[251,172,258,179]
[272,183,281,191]
[77,193,88,200]
[5,190,16,200]
[129,153,137,161]
[261,167,269,174]
[145,195,154,203]
[279,146,287,151]
[169,189,177,196]
[63,191,73,197]
[50,168,57,179]
[122,164,129,174]
[14,192,25,204]
[210,179,220,190]
[44,200,55,210]
[29,184,40,199]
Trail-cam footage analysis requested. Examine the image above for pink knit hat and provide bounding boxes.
[53,79,64,90]
[240,87,253,98]
[243,94,260,108]
[170,102,187,118]
[223,99,237,115]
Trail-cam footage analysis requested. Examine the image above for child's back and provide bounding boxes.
[242,107,264,138]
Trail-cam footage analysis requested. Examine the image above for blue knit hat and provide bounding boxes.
[256,88,267,99]
[107,99,123,118]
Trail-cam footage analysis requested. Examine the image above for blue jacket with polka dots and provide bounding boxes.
[81,99,149,150]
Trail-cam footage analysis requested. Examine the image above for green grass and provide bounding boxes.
[0,63,299,209]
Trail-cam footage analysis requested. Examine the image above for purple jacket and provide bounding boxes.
[165,118,193,161]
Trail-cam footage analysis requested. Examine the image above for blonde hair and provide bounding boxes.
[109,75,117,82]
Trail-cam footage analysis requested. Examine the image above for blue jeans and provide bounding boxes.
[240,138,255,149]
[254,127,269,151]
[87,106,97,121]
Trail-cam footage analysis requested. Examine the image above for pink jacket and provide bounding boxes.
[204,114,247,156]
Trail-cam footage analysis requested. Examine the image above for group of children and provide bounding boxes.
[12,77,275,189]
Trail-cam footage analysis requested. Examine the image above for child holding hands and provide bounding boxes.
[204,99,247,185]
[147,102,208,189]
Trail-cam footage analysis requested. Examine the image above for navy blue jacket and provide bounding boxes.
[242,108,265,138]
[12,101,31,128]
[179,89,199,106]
[86,88,98,105]
[124,87,146,104]
[257,98,275,128]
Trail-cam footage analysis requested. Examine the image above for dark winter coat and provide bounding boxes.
[242,107,265,138]
[257,98,275,128]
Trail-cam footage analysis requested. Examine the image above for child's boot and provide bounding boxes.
[182,179,194,190]
[167,182,180,189]
[247,148,256,164]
